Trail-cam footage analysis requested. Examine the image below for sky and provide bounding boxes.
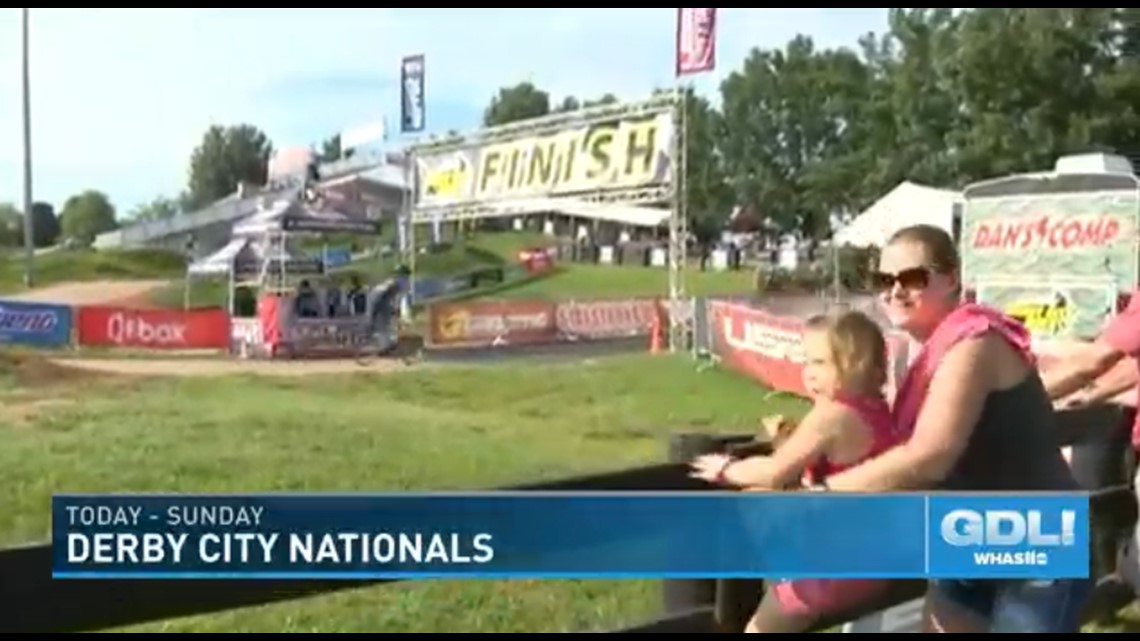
[0,8,890,217]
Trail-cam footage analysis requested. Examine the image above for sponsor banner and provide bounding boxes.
[555,298,661,340]
[413,99,675,212]
[76,306,230,350]
[428,300,556,348]
[286,319,373,357]
[0,299,72,348]
[975,278,1117,342]
[320,246,353,270]
[961,190,1138,339]
[708,301,911,399]
[709,301,808,396]
[230,318,262,347]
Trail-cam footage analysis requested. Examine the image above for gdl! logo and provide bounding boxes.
[927,497,1089,579]
[941,509,1076,566]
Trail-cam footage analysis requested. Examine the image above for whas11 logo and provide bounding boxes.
[940,508,1077,567]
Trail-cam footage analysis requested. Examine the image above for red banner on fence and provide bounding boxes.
[555,298,662,340]
[76,306,231,350]
[708,301,913,400]
[709,301,808,396]
[427,300,557,348]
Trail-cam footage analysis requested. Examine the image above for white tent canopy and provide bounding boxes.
[187,238,248,276]
[414,197,671,228]
[232,198,378,237]
[186,237,322,277]
[834,181,963,248]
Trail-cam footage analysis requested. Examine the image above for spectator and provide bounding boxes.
[345,275,368,317]
[294,280,320,318]
[690,310,903,633]
[1040,296,1140,596]
[822,224,1091,633]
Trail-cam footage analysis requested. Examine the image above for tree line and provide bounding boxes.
[484,8,1140,243]
[3,8,1137,250]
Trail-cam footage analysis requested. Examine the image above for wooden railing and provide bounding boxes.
[1,405,1135,634]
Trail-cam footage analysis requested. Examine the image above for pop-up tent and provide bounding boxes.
[834,181,963,248]
[187,237,323,280]
[231,197,379,237]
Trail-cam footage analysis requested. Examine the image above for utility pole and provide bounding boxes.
[21,8,35,288]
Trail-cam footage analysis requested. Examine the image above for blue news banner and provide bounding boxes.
[51,493,1090,580]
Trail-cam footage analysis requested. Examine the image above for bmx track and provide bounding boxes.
[6,280,171,308]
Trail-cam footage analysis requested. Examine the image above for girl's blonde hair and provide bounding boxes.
[803,310,888,396]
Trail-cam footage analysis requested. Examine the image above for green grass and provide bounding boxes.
[0,247,188,293]
[484,263,754,301]
[0,352,804,633]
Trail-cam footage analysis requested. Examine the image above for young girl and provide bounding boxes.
[689,310,904,633]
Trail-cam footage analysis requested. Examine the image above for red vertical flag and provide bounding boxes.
[675,8,717,76]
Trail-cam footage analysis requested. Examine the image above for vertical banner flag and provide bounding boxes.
[675,8,717,76]
[401,54,426,134]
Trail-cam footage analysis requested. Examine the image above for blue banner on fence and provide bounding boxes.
[320,247,353,270]
[50,492,1089,580]
[0,299,72,348]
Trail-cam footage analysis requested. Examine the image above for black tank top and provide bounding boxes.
[938,371,1080,492]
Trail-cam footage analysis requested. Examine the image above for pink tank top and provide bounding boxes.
[803,392,900,484]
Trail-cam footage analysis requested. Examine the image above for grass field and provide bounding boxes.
[0,352,804,633]
[147,231,755,310]
[3,346,1139,633]
[0,248,188,294]
[489,263,754,300]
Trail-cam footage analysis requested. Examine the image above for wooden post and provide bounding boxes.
[663,432,722,615]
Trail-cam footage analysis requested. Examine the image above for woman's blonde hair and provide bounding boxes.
[804,310,888,395]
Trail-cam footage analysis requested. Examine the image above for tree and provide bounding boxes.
[483,82,551,126]
[187,124,273,210]
[554,96,580,113]
[317,134,353,163]
[129,195,182,222]
[720,36,873,239]
[680,88,732,243]
[31,202,61,247]
[59,190,117,244]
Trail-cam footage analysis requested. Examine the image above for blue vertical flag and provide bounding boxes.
[401,54,425,134]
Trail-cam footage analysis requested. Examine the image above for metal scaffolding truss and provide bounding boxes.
[402,91,691,353]
[409,94,678,157]
[408,185,674,224]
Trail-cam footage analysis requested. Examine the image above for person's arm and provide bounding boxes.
[1043,297,1140,400]
[1063,357,1139,406]
[1040,339,1126,401]
[691,401,846,489]
[825,335,995,492]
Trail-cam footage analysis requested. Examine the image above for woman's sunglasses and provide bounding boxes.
[872,267,930,292]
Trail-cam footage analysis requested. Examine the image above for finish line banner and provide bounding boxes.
[51,493,1089,580]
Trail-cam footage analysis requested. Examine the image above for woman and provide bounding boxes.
[823,224,1092,633]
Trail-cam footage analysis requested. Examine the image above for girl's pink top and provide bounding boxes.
[804,391,901,484]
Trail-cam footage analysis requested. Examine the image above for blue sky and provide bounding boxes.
[0,8,889,217]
